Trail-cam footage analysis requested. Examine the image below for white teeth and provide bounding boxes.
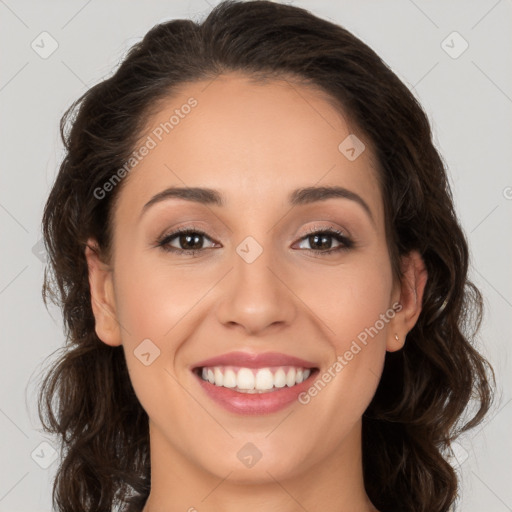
[214,367,223,386]
[199,365,313,392]
[237,368,255,390]
[255,368,274,390]
[223,369,237,388]
[274,368,286,388]
[286,368,296,387]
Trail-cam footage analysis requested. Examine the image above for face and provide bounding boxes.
[86,72,426,487]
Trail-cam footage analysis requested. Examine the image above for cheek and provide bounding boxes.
[299,253,394,348]
[113,250,215,341]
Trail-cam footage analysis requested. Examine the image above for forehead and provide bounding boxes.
[115,72,383,226]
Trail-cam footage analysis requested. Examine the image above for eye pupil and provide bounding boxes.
[180,233,203,250]
[310,234,332,250]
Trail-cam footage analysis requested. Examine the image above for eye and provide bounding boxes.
[294,226,354,256]
[156,228,217,256]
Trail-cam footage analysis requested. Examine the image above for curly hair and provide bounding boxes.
[37,1,495,511]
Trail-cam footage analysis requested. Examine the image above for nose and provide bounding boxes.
[214,239,297,336]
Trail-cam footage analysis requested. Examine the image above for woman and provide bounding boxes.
[38,1,494,511]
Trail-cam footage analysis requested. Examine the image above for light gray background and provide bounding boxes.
[1,1,511,511]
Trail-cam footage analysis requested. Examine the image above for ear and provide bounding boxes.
[84,238,122,347]
[386,250,428,352]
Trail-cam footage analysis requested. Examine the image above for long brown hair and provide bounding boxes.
[38,1,495,511]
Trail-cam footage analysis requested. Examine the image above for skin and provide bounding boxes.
[85,72,427,512]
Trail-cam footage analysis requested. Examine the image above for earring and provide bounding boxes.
[394,333,399,341]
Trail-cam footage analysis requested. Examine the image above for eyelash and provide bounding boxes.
[155,225,354,258]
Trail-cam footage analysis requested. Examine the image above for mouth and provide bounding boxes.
[191,351,319,415]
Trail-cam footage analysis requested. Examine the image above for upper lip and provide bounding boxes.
[192,351,317,369]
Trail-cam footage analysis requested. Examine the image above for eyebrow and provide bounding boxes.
[140,185,374,224]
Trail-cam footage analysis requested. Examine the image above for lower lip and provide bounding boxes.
[194,370,317,415]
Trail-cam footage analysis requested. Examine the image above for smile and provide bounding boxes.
[191,351,319,415]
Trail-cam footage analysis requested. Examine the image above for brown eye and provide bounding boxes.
[157,229,217,255]
[295,228,353,255]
